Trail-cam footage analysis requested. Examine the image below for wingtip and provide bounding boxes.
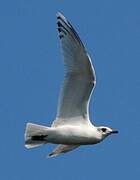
[56,12,63,17]
[47,152,58,158]
[56,12,67,21]
[56,11,62,17]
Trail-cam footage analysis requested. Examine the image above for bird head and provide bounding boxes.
[97,126,118,139]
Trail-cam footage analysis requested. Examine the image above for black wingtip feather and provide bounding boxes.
[56,13,85,49]
[59,34,64,39]
[57,22,61,27]
[58,27,61,32]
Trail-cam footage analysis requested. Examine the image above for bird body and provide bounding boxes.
[43,124,101,145]
[24,12,118,157]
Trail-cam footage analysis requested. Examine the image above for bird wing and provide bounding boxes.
[48,144,79,158]
[52,13,96,127]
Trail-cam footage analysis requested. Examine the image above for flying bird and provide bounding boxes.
[25,12,118,157]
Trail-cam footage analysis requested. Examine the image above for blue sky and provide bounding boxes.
[0,0,140,179]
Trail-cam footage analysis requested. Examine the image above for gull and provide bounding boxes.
[25,12,118,157]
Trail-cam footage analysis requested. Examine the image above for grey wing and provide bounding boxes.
[48,144,79,158]
[52,13,96,127]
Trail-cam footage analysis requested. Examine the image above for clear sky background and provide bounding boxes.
[0,0,140,180]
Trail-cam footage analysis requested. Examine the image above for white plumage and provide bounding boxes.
[24,12,118,158]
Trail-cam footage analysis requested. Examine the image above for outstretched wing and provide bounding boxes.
[52,13,96,127]
[48,144,79,158]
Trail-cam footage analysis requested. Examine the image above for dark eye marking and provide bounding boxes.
[101,128,107,132]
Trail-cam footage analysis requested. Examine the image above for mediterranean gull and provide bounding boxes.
[25,12,118,157]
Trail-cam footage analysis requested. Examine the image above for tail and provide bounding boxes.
[25,123,49,149]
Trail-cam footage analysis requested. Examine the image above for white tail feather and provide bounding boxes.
[25,123,49,149]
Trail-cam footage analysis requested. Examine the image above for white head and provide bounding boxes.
[97,126,118,140]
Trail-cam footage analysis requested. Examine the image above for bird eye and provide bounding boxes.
[101,128,107,132]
